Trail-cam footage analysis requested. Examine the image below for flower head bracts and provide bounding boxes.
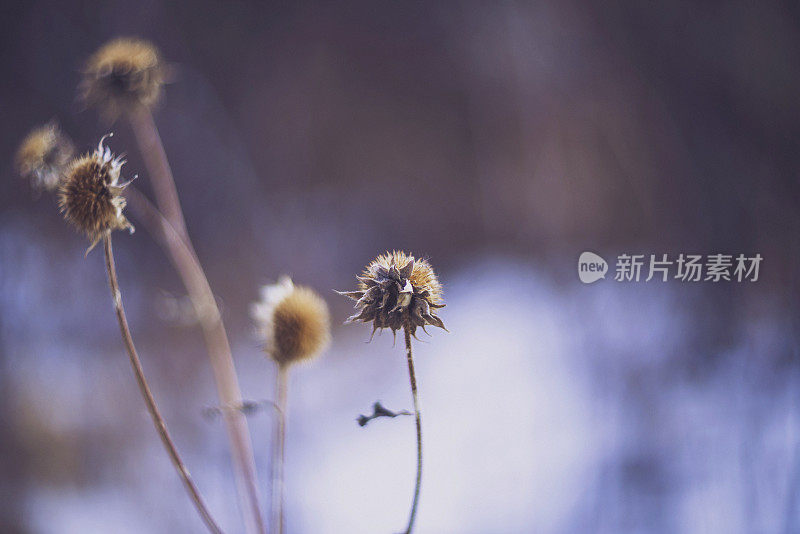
[339,251,446,338]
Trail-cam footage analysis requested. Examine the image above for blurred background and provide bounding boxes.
[1,1,800,532]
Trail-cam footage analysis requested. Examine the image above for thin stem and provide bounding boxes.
[403,325,423,534]
[271,366,289,534]
[126,110,266,534]
[102,234,224,534]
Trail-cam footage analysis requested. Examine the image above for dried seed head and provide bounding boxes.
[81,38,164,118]
[339,250,446,338]
[16,122,74,192]
[58,136,134,250]
[251,277,331,367]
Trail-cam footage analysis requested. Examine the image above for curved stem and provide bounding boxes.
[126,110,266,534]
[403,325,422,534]
[271,366,288,534]
[128,108,188,240]
[102,234,224,534]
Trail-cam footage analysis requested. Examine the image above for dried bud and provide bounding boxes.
[339,250,446,337]
[81,38,164,118]
[251,277,331,367]
[16,122,74,192]
[58,136,134,251]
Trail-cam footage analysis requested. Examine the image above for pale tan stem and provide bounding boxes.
[271,366,288,534]
[128,108,188,240]
[123,184,265,534]
[403,325,423,534]
[102,234,224,534]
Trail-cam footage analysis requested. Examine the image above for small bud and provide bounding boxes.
[251,277,331,367]
[58,136,134,251]
[16,122,74,192]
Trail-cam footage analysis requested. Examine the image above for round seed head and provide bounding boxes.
[16,122,74,192]
[339,250,446,337]
[251,277,331,367]
[58,136,134,250]
[81,38,164,118]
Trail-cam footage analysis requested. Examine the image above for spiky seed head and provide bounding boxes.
[81,38,164,118]
[251,277,331,367]
[16,122,74,192]
[58,136,134,250]
[339,250,446,337]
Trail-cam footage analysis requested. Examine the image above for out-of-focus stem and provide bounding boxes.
[271,366,288,534]
[403,324,423,534]
[122,160,265,534]
[128,108,188,240]
[102,234,224,534]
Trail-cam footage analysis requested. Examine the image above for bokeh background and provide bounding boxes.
[2,1,800,533]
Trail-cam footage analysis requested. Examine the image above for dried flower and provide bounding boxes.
[341,251,444,533]
[339,250,446,337]
[16,122,74,192]
[81,38,164,118]
[251,277,331,367]
[58,135,134,250]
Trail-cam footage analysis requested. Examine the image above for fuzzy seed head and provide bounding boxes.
[81,38,163,118]
[58,136,134,248]
[16,122,74,192]
[251,277,331,367]
[339,250,446,337]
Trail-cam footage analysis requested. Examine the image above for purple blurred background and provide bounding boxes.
[2,1,800,533]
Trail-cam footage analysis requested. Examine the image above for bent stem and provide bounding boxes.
[126,109,265,534]
[102,234,223,534]
[271,366,288,534]
[403,324,423,534]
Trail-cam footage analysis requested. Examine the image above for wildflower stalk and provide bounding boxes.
[340,251,444,534]
[80,38,262,533]
[102,234,224,534]
[271,366,288,534]
[123,186,264,534]
[403,323,422,534]
[250,278,330,534]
